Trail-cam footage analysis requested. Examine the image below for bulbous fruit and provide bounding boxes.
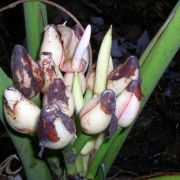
[40,24,64,66]
[39,52,63,93]
[37,104,76,151]
[43,78,74,117]
[118,80,142,127]
[11,45,44,98]
[107,56,140,96]
[3,87,40,135]
[80,89,116,134]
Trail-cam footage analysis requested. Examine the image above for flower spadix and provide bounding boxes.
[118,80,142,127]
[11,45,44,98]
[40,24,64,66]
[79,89,116,134]
[37,104,76,151]
[107,56,140,95]
[3,87,40,135]
[39,52,63,93]
[43,78,74,117]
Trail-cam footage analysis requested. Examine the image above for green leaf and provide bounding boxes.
[147,175,180,180]
[23,1,48,59]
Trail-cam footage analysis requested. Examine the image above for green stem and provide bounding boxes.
[62,145,77,175]
[73,72,84,113]
[87,128,123,179]
[147,175,180,180]
[72,72,86,174]
[76,155,84,176]
[96,1,180,179]
[82,154,89,174]
[95,127,131,180]
[23,1,48,59]
[46,151,63,179]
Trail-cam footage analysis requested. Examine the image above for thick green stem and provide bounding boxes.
[95,126,131,180]
[61,145,77,175]
[87,128,122,179]
[73,72,84,113]
[96,1,180,179]
[23,1,48,59]
[72,72,86,174]
[46,151,63,179]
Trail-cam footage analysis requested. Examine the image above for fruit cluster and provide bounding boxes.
[3,23,142,156]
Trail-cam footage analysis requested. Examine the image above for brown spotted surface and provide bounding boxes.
[38,106,60,143]
[109,113,118,136]
[100,89,116,115]
[59,111,76,134]
[3,87,23,120]
[11,45,44,98]
[126,80,142,101]
[3,97,17,120]
[108,56,140,80]
[45,78,68,106]
[38,104,75,144]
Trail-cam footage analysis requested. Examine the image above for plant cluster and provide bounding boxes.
[2,23,142,179]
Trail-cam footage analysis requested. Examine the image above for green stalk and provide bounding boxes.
[62,145,77,175]
[0,68,52,180]
[46,151,63,179]
[87,128,123,179]
[96,1,180,179]
[95,126,132,180]
[76,155,84,176]
[73,72,84,113]
[72,72,85,174]
[23,1,48,59]
[147,175,180,180]
[72,25,113,176]
[82,154,89,174]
